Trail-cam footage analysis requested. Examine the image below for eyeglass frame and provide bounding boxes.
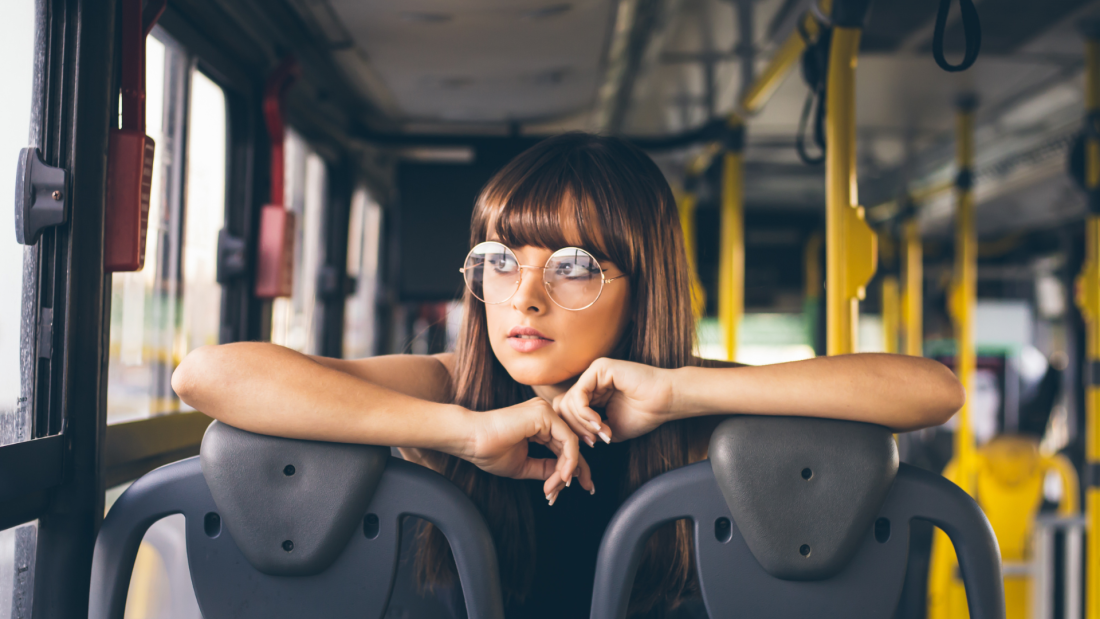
[458,241,626,311]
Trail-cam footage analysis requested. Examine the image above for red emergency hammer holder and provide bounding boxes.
[254,57,301,299]
[104,0,166,272]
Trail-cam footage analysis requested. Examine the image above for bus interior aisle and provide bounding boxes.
[1,0,1100,617]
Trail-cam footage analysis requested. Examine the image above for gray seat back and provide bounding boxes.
[590,416,1005,619]
[90,421,505,619]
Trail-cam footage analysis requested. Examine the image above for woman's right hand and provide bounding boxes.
[464,397,594,503]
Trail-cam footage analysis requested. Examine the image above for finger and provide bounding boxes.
[552,419,580,488]
[561,391,610,445]
[517,456,558,482]
[530,408,580,493]
[559,403,598,447]
[576,452,595,495]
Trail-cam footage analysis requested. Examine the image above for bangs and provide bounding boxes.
[475,148,635,271]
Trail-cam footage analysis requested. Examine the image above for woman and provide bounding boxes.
[172,133,964,618]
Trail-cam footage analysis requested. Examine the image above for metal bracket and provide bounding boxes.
[1086,360,1100,387]
[1083,462,1100,488]
[15,147,68,245]
[317,265,341,299]
[216,229,247,284]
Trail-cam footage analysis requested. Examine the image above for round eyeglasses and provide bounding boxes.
[460,241,625,311]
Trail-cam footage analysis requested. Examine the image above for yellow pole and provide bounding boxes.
[804,232,823,348]
[881,275,899,354]
[678,185,707,318]
[949,98,978,497]
[824,25,877,356]
[1078,31,1100,619]
[719,121,746,362]
[902,219,923,357]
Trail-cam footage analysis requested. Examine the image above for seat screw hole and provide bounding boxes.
[203,512,221,538]
[364,513,381,539]
[801,468,812,480]
[282,540,294,552]
[714,517,732,543]
[283,464,295,476]
[875,517,891,543]
[799,544,811,557]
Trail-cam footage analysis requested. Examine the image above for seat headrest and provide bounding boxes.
[708,416,898,581]
[199,421,390,576]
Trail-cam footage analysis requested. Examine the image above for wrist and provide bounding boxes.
[667,366,698,420]
[434,404,479,461]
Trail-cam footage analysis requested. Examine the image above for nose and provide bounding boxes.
[510,266,549,315]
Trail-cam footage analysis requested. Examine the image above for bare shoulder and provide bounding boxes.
[309,352,456,404]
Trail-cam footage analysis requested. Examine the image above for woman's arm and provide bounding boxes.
[173,343,470,450]
[172,343,589,499]
[552,353,966,444]
[670,354,965,432]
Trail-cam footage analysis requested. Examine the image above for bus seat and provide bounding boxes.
[928,435,1079,619]
[89,421,505,619]
[590,416,1006,619]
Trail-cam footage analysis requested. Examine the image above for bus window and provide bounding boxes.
[271,131,327,353]
[0,0,39,612]
[106,34,228,424]
[0,0,35,447]
[181,71,227,361]
[343,187,383,358]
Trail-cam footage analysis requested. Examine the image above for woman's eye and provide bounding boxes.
[488,254,517,273]
[554,260,597,279]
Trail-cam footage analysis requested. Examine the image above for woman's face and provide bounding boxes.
[483,240,632,387]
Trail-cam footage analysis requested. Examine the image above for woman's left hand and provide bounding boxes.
[553,358,676,445]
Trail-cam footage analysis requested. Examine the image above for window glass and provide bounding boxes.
[0,521,37,619]
[0,3,38,613]
[272,131,327,354]
[0,0,36,446]
[106,38,228,424]
[343,188,382,358]
[104,484,200,619]
[181,71,226,356]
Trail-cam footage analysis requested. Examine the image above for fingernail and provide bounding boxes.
[549,493,557,506]
[590,421,602,432]
[584,437,595,448]
[565,477,571,488]
[599,431,611,444]
[590,484,596,495]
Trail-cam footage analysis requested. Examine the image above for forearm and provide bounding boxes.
[172,343,473,457]
[669,353,965,432]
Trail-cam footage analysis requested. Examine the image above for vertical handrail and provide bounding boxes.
[903,218,923,356]
[824,15,877,355]
[677,182,706,319]
[949,97,978,496]
[882,272,900,354]
[1077,26,1100,619]
[719,120,745,361]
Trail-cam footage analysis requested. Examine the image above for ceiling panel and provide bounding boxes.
[328,0,617,123]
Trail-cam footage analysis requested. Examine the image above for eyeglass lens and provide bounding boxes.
[462,242,606,310]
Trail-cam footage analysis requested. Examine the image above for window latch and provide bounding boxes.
[15,147,68,245]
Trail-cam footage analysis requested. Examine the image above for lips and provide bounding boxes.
[507,325,554,352]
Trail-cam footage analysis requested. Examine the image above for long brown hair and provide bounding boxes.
[415,132,698,615]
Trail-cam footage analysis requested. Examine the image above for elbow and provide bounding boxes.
[920,359,966,428]
[172,345,220,410]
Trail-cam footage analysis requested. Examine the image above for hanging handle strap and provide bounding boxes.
[933,0,982,72]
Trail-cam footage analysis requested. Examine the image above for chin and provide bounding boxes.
[499,356,576,387]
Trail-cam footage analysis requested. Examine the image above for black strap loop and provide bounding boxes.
[933,0,982,72]
[796,20,830,166]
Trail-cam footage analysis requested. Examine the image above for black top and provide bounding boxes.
[440,440,709,619]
